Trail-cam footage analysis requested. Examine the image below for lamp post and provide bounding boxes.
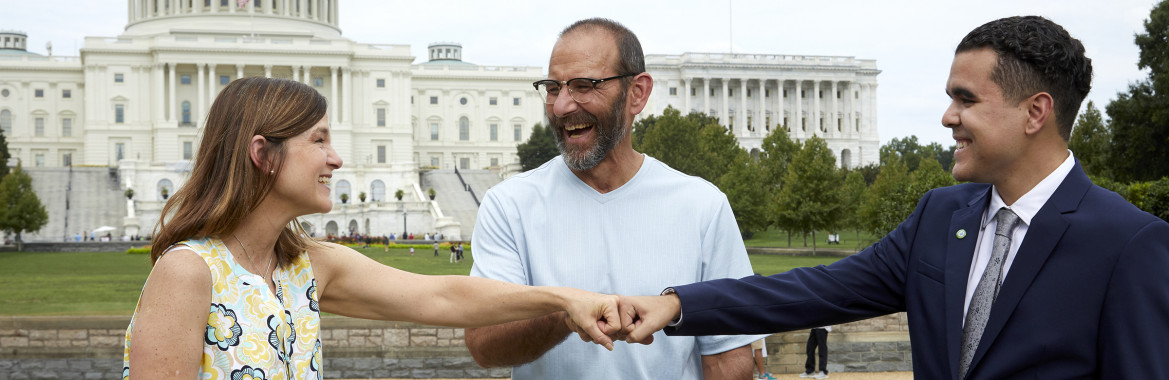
[401,205,407,239]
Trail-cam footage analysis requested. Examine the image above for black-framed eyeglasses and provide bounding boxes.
[533,73,638,104]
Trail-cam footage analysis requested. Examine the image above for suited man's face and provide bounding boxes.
[941,48,1030,185]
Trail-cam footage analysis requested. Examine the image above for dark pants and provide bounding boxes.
[805,328,829,374]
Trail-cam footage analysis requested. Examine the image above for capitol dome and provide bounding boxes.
[122,0,341,38]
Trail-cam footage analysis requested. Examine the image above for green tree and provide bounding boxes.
[775,136,842,251]
[1106,1,1169,182]
[636,106,743,184]
[516,123,558,172]
[0,129,10,179]
[719,159,770,237]
[860,158,914,237]
[758,128,800,189]
[0,166,49,251]
[1068,101,1111,178]
[909,158,958,200]
[839,170,868,241]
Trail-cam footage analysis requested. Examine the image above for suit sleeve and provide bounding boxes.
[665,188,938,336]
[1098,219,1169,378]
[469,190,528,285]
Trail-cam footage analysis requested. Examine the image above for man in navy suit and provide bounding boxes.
[619,16,1169,379]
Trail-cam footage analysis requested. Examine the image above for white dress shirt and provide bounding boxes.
[962,152,1076,321]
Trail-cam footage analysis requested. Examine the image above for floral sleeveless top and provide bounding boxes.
[122,237,323,380]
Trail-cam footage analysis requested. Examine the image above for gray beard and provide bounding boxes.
[552,91,628,171]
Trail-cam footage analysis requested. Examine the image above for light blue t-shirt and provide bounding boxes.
[471,155,762,379]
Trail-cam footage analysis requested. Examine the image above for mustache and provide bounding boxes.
[550,112,600,129]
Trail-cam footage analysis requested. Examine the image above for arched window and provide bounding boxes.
[336,179,351,203]
[347,219,358,235]
[841,149,852,170]
[299,221,314,237]
[325,221,338,236]
[459,116,470,141]
[370,179,385,202]
[157,178,174,200]
[181,101,191,125]
[0,109,11,135]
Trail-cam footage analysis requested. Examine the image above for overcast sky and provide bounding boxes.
[4,0,1156,146]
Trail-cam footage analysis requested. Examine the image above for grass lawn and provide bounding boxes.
[0,246,841,316]
[745,228,881,251]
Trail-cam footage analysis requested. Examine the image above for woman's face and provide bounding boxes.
[271,115,343,215]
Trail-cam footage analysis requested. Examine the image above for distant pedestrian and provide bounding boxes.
[434,242,439,257]
[800,326,831,379]
[409,247,414,256]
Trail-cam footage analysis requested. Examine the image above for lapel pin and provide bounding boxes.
[956,229,967,239]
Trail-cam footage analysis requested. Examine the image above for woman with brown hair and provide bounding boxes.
[122,77,619,379]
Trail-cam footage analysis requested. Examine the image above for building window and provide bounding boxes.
[182,101,191,125]
[728,89,733,97]
[710,88,715,96]
[801,90,806,98]
[181,75,191,85]
[490,123,498,141]
[747,89,751,97]
[514,124,522,141]
[34,117,45,137]
[765,89,770,97]
[220,75,230,85]
[459,157,470,170]
[489,97,497,106]
[837,90,842,99]
[115,73,124,83]
[62,118,72,136]
[313,77,323,87]
[430,122,439,140]
[490,157,498,167]
[376,108,386,127]
[35,153,44,167]
[62,89,71,98]
[459,97,467,105]
[62,152,72,167]
[371,180,385,201]
[115,142,125,162]
[691,87,697,96]
[430,156,439,168]
[429,96,438,105]
[1,89,8,97]
[459,117,469,141]
[182,141,193,160]
[513,97,521,106]
[0,110,10,135]
[35,89,44,98]
[376,78,385,88]
[784,89,788,97]
[377,145,386,163]
[669,87,677,96]
[115,104,125,123]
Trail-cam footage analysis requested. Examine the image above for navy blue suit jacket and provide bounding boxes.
[666,163,1169,379]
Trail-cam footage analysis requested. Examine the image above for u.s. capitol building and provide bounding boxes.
[0,0,877,242]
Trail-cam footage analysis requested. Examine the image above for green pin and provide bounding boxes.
[956,229,967,239]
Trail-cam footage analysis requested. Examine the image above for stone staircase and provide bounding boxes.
[419,169,504,239]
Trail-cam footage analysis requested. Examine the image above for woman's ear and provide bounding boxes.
[248,135,269,172]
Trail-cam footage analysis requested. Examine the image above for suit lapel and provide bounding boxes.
[967,163,1092,374]
[945,187,991,380]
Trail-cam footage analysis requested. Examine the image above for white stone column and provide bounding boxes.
[720,79,729,128]
[759,79,766,132]
[293,65,300,82]
[330,66,338,118]
[342,67,352,123]
[127,0,134,22]
[739,80,747,134]
[869,83,878,137]
[154,63,164,123]
[168,63,177,123]
[331,0,339,24]
[794,80,803,136]
[777,79,785,130]
[209,64,218,106]
[196,63,206,125]
[831,81,839,135]
[211,0,219,12]
[236,64,245,80]
[703,78,711,115]
[305,65,313,84]
[300,0,308,18]
[813,81,821,135]
[264,64,272,78]
[682,78,690,113]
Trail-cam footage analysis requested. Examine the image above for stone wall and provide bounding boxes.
[1,313,912,379]
[766,313,912,374]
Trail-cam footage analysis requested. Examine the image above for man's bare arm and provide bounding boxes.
[464,312,572,367]
[702,345,755,380]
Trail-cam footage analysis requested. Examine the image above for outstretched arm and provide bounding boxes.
[464,314,572,367]
[308,242,619,349]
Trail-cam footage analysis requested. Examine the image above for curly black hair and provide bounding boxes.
[956,16,1093,140]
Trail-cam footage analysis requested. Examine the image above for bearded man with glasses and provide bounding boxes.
[465,18,761,379]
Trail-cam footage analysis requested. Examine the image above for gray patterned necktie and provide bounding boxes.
[959,207,1021,379]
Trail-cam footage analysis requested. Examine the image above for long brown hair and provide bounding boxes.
[150,77,328,267]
